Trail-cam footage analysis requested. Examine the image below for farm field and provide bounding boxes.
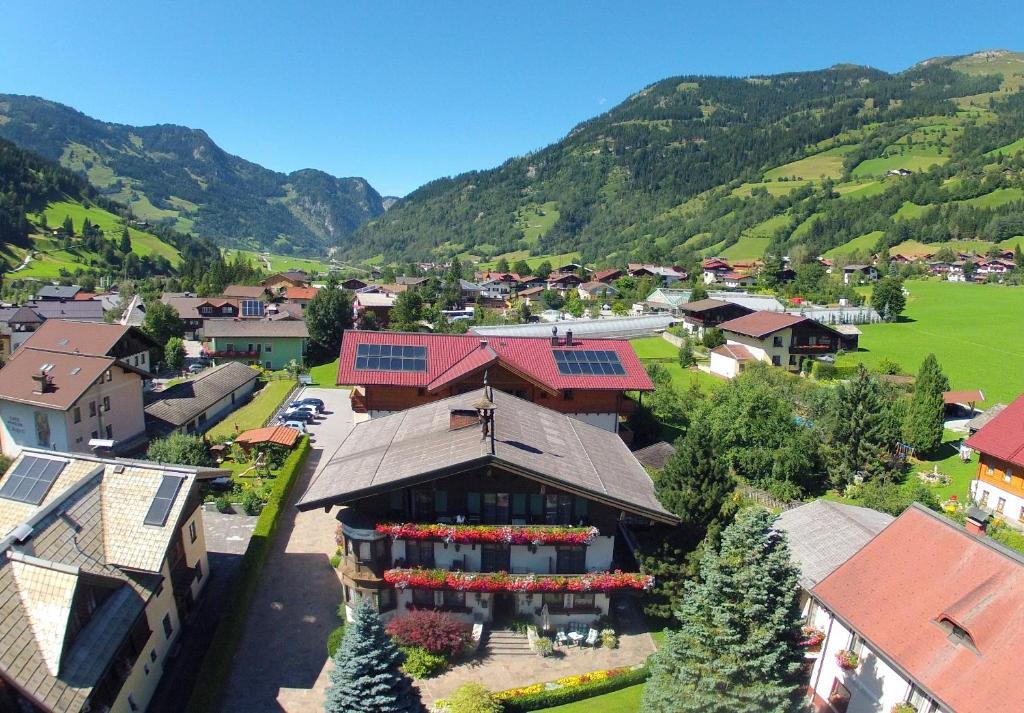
[516,201,560,246]
[893,201,930,221]
[985,136,1024,157]
[477,251,581,272]
[719,234,770,260]
[225,249,337,275]
[837,280,1024,405]
[823,231,884,258]
[763,145,855,181]
[731,180,812,198]
[834,180,885,200]
[888,238,995,256]
[851,151,948,178]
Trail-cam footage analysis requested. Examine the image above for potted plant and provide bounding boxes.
[835,649,859,671]
[800,626,825,652]
[891,704,915,713]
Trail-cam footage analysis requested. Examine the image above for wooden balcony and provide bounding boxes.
[339,555,389,583]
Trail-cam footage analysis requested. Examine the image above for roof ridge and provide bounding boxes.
[565,416,608,497]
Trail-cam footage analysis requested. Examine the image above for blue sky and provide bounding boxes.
[1,1,1021,196]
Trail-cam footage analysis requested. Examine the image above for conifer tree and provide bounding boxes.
[903,353,949,455]
[324,602,421,713]
[822,364,895,487]
[655,417,731,530]
[62,215,74,236]
[642,508,804,713]
[120,226,132,253]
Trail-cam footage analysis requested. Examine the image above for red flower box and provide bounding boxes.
[382,568,654,593]
[376,522,599,546]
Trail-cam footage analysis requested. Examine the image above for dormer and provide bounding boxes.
[936,614,979,653]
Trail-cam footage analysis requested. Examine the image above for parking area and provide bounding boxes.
[220,387,354,713]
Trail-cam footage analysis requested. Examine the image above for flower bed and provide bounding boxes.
[383,568,653,593]
[376,522,599,545]
[495,665,649,712]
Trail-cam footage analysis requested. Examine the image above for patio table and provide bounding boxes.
[567,631,584,646]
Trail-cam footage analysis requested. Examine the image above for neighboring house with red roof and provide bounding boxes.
[718,271,757,289]
[283,285,319,310]
[336,330,653,433]
[592,268,623,284]
[804,504,1024,713]
[709,311,842,378]
[676,298,753,338]
[701,257,732,284]
[545,273,583,293]
[966,393,1024,528]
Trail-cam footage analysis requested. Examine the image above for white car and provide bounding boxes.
[281,420,307,434]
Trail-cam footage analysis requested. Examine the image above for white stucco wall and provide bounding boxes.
[971,479,1024,528]
[393,537,614,575]
[567,412,618,432]
[709,350,741,379]
[182,506,210,601]
[0,401,69,456]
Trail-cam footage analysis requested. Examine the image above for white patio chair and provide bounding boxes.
[555,630,568,647]
[585,628,599,647]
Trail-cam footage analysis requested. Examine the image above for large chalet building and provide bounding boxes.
[297,389,676,627]
[966,394,1024,527]
[336,331,653,433]
[0,448,212,713]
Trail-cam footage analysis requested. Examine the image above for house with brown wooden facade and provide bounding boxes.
[336,331,653,433]
[297,389,676,627]
[966,393,1024,528]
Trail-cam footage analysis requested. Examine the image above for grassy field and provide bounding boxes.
[719,235,769,260]
[731,180,812,198]
[206,378,296,441]
[837,280,1024,405]
[539,684,644,712]
[985,136,1024,157]
[478,251,581,272]
[630,336,724,394]
[225,249,337,275]
[307,358,349,388]
[888,238,995,256]
[834,180,885,200]
[823,231,884,258]
[959,187,1024,209]
[851,151,948,178]
[763,145,854,181]
[516,201,560,246]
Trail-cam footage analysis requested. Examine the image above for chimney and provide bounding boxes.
[965,506,991,536]
[551,326,558,346]
[565,329,573,347]
[479,339,487,350]
[31,370,51,394]
[449,409,480,431]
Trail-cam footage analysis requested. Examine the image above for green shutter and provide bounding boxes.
[389,490,404,513]
[512,493,527,517]
[435,491,448,514]
[467,492,481,514]
[530,494,545,516]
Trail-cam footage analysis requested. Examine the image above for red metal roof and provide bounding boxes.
[942,389,984,405]
[813,506,1024,713]
[336,331,654,392]
[284,286,319,300]
[717,311,807,338]
[966,393,1024,468]
[712,343,755,361]
[234,425,301,448]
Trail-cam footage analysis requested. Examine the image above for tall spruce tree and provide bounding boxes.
[903,353,949,455]
[821,364,895,487]
[324,602,421,713]
[642,508,805,713]
[655,417,732,530]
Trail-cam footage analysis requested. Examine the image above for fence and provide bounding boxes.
[736,483,802,512]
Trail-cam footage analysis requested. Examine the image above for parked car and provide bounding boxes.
[279,410,315,423]
[293,397,325,412]
[206,476,234,492]
[187,363,205,374]
[290,404,318,416]
[281,420,308,434]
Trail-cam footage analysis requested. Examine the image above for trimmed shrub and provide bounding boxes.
[329,553,341,569]
[327,624,346,657]
[214,494,232,513]
[385,608,469,657]
[600,629,618,649]
[399,645,448,678]
[500,665,649,712]
[533,637,553,657]
[446,682,502,713]
[812,360,838,380]
[241,488,264,515]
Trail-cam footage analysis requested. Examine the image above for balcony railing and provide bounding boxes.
[377,523,599,546]
[204,349,261,358]
[789,343,836,354]
[383,568,653,593]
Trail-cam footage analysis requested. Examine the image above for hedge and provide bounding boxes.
[186,435,311,712]
[499,665,650,712]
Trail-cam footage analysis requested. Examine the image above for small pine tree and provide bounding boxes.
[120,227,132,254]
[62,215,74,236]
[324,602,421,713]
[678,337,695,368]
[655,417,732,529]
[822,364,895,487]
[903,353,949,455]
[642,508,805,713]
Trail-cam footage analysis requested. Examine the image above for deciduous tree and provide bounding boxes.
[305,285,354,363]
[872,276,906,321]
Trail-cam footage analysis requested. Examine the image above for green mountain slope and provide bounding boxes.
[0,136,219,281]
[0,95,384,254]
[347,50,1024,265]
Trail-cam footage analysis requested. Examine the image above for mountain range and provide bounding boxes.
[0,95,383,254]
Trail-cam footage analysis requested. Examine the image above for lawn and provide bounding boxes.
[539,684,644,713]
[985,136,1024,158]
[205,378,297,441]
[630,336,679,360]
[630,337,724,394]
[307,358,348,388]
[837,280,1024,405]
[851,150,949,178]
[912,429,978,502]
[225,249,337,275]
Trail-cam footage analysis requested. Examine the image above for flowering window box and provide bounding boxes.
[835,649,860,671]
[376,522,599,546]
[383,568,654,593]
[799,626,825,652]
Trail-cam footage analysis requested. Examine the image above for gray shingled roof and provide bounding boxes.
[36,285,81,300]
[967,403,1007,433]
[298,389,677,522]
[632,441,677,470]
[145,361,258,431]
[202,319,309,338]
[774,500,893,590]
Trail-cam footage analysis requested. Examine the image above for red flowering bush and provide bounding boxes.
[376,522,599,545]
[385,609,470,658]
[383,568,654,593]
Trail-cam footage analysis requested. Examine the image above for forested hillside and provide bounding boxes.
[348,51,1024,265]
[0,95,384,254]
[0,136,225,283]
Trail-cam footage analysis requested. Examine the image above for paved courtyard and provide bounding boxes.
[220,387,353,713]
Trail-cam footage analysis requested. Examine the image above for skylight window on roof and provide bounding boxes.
[241,299,264,317]
[354,343,427,372]
[553,349,626,376]
[143,475,185,527]
[0,456,67,505]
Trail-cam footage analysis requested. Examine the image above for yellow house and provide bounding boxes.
[0,449,216,712]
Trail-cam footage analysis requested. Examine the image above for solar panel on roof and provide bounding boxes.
[0,456,67,505]
[354,343,427,372]
[552,349,626,376]
[144,475,185,527]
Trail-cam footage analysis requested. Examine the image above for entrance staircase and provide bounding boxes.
[482,628,533,657]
